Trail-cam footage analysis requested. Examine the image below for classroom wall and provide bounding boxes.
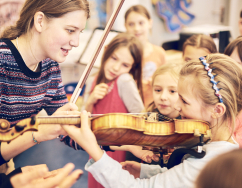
[111,0,232,46]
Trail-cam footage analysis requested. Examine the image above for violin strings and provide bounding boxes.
[157,114,173,122]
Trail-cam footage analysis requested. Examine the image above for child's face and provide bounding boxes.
[104,47,134,81]
[230,47,242,65]
[175,76,213,122]
[183,45,210,62]
[125,12,152,43]
[239,17,242,36]
[39,10,87,63]
[153,72,179,118]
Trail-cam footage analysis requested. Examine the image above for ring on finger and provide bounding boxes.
[66,111,69,115]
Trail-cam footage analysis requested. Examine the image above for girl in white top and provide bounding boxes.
[63,53,241,188]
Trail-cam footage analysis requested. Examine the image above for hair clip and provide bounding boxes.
[199,56,223,103]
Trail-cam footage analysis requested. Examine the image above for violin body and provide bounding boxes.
[91,113,211,148]
[0,113,211,148]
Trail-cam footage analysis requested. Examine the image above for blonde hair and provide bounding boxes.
[96,32,143,100]
[146,63,182,112]
[180,54,242,135]
[182,34,217,55]
[1,0,90,40]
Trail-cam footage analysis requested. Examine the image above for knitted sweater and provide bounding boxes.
[0,39,68,126]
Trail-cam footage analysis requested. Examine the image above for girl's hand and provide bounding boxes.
[11,163,82,188]
[35,103,81,142]
[127,145,160,163]
[88,83,109,105]
[121,161,141,178]
[62,110,104,161]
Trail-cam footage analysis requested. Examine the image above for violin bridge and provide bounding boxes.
[147,113,157,122]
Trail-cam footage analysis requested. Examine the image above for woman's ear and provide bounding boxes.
[33,11,45,33]
[211,103,226,119]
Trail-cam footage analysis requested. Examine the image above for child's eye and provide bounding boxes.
[129,23,134,27]
[154,89,161,92]
[184,57,191,62]
[67,29,75,33]
[139,21,144,25]
[111,56,117,61]
[170,90,177,93]
[122,64,129,68]
[182,98,188,104]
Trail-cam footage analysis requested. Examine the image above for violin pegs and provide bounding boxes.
[204,129,212,138]
[0,119,10,132]
[194,129,201,137]
[30,116,36,125]
[15,124,27,132]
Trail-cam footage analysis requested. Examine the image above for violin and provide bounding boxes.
[0,113,211,149]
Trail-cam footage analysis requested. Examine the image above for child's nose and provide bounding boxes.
[134,24,140,31]
[113,63,121,71]
[160,91,168,100]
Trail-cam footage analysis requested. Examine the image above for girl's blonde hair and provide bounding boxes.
[96,32,143,100]
[182,34,217,55]
[1,0,90,40]
[146,63,182,112]
[180,54,242,133]
[124,5,151,22]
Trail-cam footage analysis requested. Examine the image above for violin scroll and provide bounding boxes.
[0,116,39,142]
[0,119,11,133]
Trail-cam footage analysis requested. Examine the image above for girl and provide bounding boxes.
[224,36,242,147]
[85,32,144,114]
[83,32,144,188]
[183,34,217,61]
[126,63,181,164]
[224,36,242,64]
[146,63,181,119]
[0,0,89,179]
[124,5,166,108]
[64,53,241,188]
[239,10,242,36]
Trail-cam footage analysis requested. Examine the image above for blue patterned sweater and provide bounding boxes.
[0,39,68,126]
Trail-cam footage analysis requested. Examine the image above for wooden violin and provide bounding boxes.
[0,113,211,149]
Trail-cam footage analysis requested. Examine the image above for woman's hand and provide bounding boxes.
[121,161,141,178]
[88,83,109,105]
[127,145,160,163]
[62,110,104,161]
[35,103,81,142]
[11,163,82,188]
[21,164,59,179]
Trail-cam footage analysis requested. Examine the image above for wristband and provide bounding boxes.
[32,132,40,144]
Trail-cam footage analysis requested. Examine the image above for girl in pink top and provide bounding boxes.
[85,32,144,188]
